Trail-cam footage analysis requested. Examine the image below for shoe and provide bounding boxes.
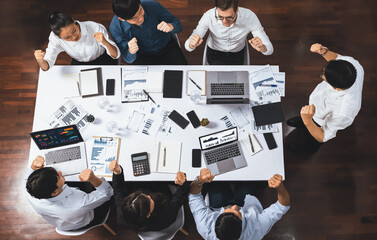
[286,116,304,128]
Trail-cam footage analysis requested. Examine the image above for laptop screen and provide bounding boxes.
[30,125,83,150]
[199,127,238,150]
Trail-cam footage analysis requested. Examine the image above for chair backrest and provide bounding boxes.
[203,36,250,65]
[172,33,181,48]
[55,204,111,236]
[138,206,185,240]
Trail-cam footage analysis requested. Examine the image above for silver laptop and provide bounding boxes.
[199,127,247,175]
[206,71,250,104]
[30,125,87,176]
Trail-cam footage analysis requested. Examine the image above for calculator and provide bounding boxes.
[131,152,150,176]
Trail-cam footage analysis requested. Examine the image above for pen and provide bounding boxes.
[261,84,278,87]
[143,89,156,104]
[163,147,166,167]
[248,133,254,153]
[189,77,202,91]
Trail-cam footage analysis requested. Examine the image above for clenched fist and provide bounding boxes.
[157,21,174,33]
[189,34,203,49]
[128,37,139,54]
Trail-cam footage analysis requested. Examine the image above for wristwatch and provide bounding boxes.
[194,176,203,186]
[321,47,328,56]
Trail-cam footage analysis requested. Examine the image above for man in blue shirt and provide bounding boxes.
[110,0,187,65]
[189,168,291,240]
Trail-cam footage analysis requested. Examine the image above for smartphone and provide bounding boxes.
[186,110,201,128]
[106,79,115,95]
[131,152,150,176]
[192,149,201,168]
[263,133,277,150]
[168,110,190,129]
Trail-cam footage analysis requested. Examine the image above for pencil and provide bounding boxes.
[248,133,255,153]
[163,147,167,167]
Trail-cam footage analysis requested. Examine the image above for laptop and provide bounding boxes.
[206,71,250,104]
[199,127,247,175]
[30,125,87,176]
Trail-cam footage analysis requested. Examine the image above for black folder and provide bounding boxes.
[252,102,285,126]
[163,70,183,98]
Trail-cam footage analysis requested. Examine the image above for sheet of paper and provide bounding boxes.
[249,65,281,101]
[146,71,164,92]
[187,70,206,95]
[274,72,285,97]
[62,73,80,98]
[45,99,91,131]
[126,110,145,132]
[79,70,98,96]
[121,67,148,102]
[89,137,121,177]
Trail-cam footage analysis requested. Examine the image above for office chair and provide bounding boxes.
[55,203,116,236]
[202,36,250,65]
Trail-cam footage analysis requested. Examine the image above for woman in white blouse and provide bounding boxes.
[34,12,120,71]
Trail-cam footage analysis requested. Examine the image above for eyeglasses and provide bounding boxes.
[215,8,236,22]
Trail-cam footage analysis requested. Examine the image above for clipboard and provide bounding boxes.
[89,136,121,177]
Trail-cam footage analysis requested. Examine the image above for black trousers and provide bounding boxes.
[133,36,188,65]
[292,116,323,152]
[207,46,245,65]
[71,51,119,65]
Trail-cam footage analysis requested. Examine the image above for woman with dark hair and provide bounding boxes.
[34,12,120,71]
[109,160,189,231]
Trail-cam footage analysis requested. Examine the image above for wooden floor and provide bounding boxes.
[1,0,377,239]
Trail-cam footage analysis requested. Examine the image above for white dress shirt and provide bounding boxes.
[189,193,289,240]
[185,7,273,55]
[309,54,364,142]
[26,180,114,231]
[44,20,120,69]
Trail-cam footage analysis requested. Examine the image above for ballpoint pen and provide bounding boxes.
[261,84,278,87]
[163,147,167,167]
[143,89,156,104]
[189,77,202,91]
[248,133,255,153]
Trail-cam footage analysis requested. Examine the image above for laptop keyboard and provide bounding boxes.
[45,146,81,165]
[205,143,241,165]
[211,83,244,95]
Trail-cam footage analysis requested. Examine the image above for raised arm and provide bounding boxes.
[109,17,136,63]
[310,43,338,62]
[268,174,290,206]
[190,168,215,194]
[184,11,210,52]
[155,1,182,33]
[94,23,120,59]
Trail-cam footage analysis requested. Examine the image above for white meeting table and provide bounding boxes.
[28,65,285,182]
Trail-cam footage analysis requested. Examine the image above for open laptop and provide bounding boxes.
[206,71,250,104]
[30,125,87,176]
[199,127,247,175]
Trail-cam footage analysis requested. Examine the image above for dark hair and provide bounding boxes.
[215,0,239,12]
[323,60,357,89]
[26,167,59,199]
[215,212,242,240]
[48,12,74,37]
[121,190,169,230]
[112,0,141,20]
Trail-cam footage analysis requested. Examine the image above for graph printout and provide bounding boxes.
[89,137,121,177]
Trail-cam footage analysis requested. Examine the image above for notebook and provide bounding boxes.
[163,70,183,98]
[30,125,87,176]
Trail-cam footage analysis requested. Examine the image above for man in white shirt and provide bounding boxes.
[185,0,273,65]
[287,43,364,153]
[26,156,114,231]
[189,169,290,240]
[34,12,120,71]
